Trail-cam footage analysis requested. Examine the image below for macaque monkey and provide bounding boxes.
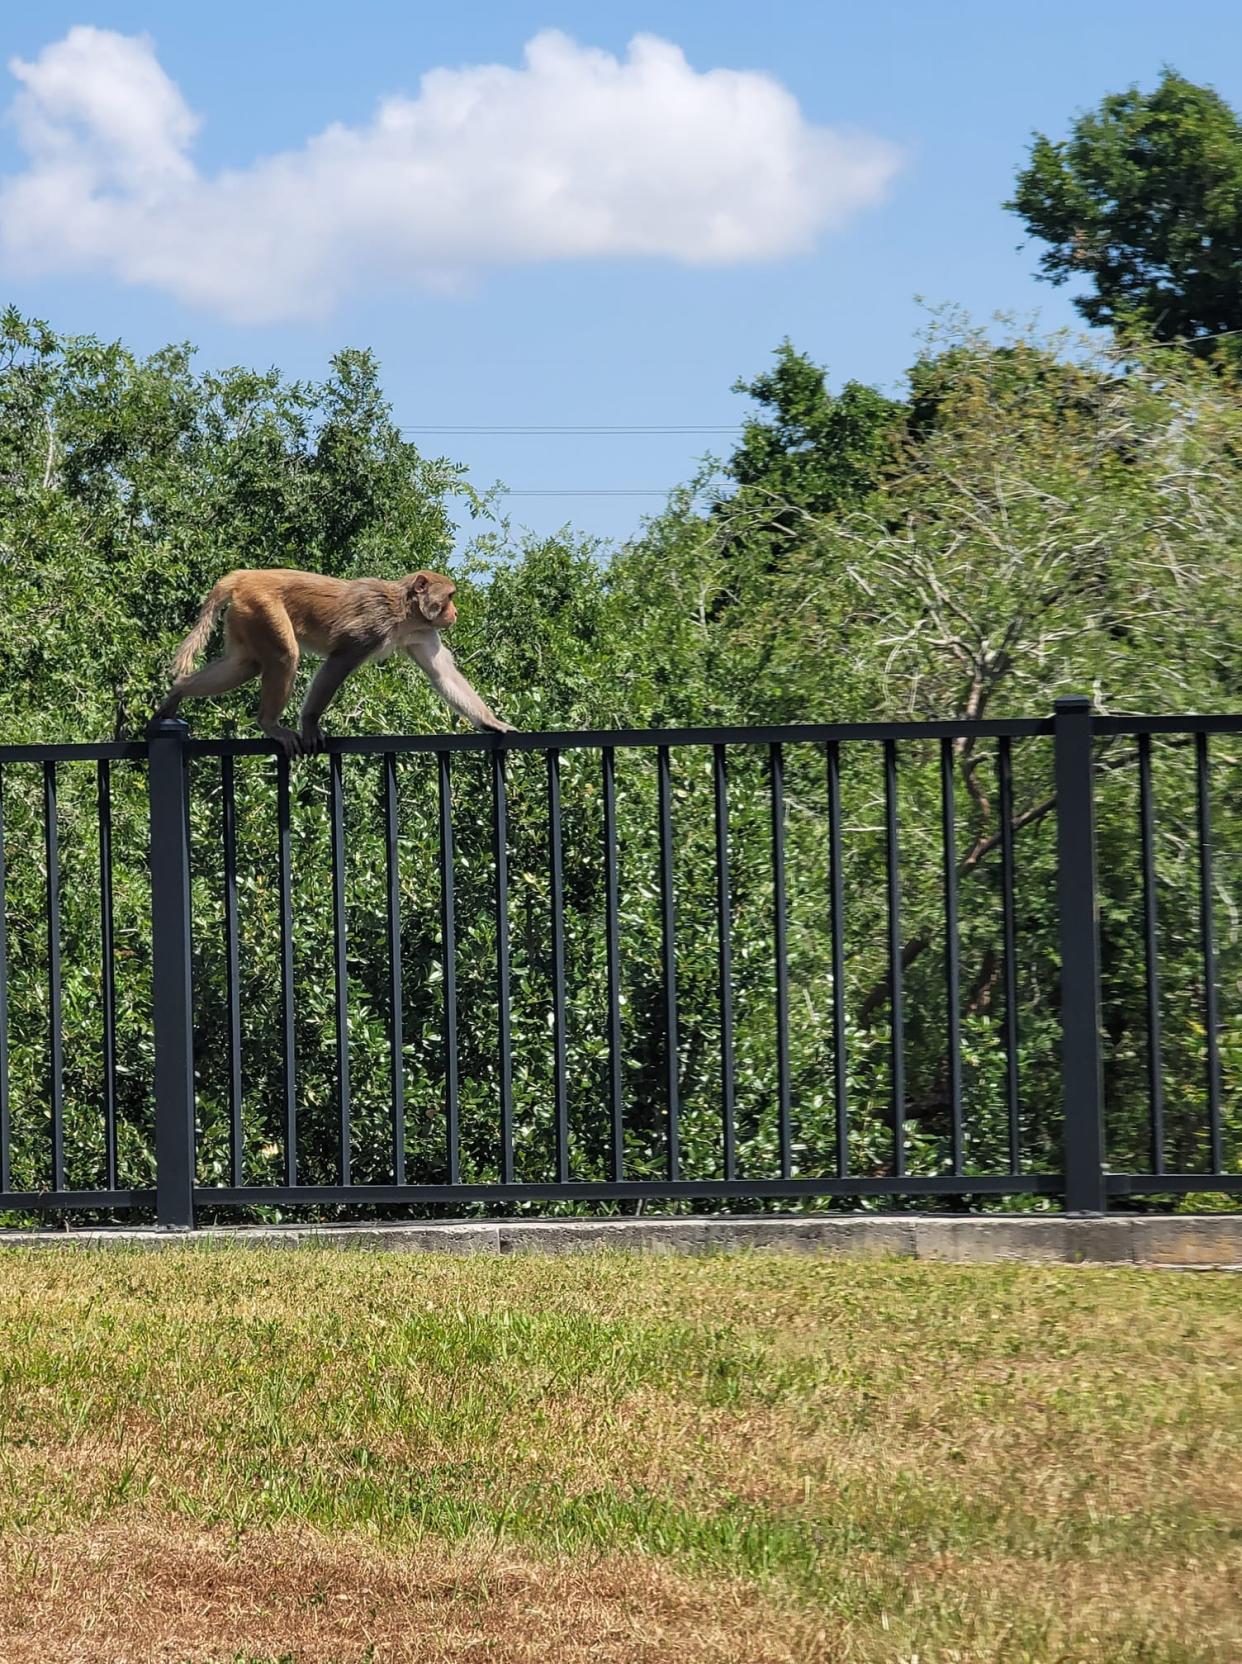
[153,568,514,755]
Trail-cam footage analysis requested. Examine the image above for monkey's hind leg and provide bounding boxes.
[154,655,259,721]
[257,651,302,757]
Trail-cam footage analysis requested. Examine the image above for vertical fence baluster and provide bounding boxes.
[547,748,568,1183]
[493,747,514,1184]
[0,768,9,1194]
[883,740,905,1177]
[148,720,195,1227]
[221,757,243,1188]
[384,754,405,1185]
[1196,731,1223,1174]
[602,746,624,1182]
[43,762,64,1191]
[330,753,351,1186]
[438,751,460,1186]
[276,754,296,1186]
[826,742,848,1176]
[1054,696,1105,1213]
[713,745,736,1182]
[940,739,963,1176]
[183,755,195,1186]
[657,745,680,1180]
[97,761,118,1192]
[770,743,791,1179]
[1137,733,1165,1175]
[998,737,1021,1173]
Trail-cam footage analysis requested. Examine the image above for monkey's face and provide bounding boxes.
[410,571,458,628]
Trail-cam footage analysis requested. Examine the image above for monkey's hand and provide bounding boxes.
[299,720,326,755]
[481,715,517,735]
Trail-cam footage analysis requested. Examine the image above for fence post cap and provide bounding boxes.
[145,716,190,739]
[1053,695,1093,715]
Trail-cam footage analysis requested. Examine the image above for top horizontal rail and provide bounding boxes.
[4,714,1239,764]
[2,715,1232,765]
[184,717,1054,757]
[0,742,148,765]
[1093,714,1242,736]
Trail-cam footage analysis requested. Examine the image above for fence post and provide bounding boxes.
[147,717,196,1229]
[1053,695,1106,1214]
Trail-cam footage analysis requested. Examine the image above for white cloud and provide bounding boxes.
[0,26,902,323]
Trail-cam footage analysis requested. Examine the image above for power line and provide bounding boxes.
[493,488,688,497]
[401,424,741,435]
[404,328,1242,441]
[1143,326,1242,350]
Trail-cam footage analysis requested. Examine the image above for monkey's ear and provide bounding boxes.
[410,573,430,595]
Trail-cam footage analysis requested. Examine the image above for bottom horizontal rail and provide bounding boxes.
[196,1175,1061,1207]
[0,1189,157,1211]
[1106,1173,1242,1196]
[5,1175,1232,1215]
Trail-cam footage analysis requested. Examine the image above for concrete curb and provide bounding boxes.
[0,1214,1238,1267]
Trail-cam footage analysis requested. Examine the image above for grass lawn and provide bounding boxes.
[0,1247,1237,1663]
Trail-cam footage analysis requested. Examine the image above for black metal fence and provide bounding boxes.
[0,698,1237,1227]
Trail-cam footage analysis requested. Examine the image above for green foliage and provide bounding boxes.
[1007,69,1242,356]
[0,306,472,743]
[727,340,904,519]
[0,310,1238,1214]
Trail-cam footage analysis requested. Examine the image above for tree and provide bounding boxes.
[0,310,475,743]
[653,319,1242,1171]
[1007,70,1242,354]
[726,340,903,519]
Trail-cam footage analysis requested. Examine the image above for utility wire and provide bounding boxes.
[401,424,742,434]
[1142,326,1242,349]
[493,488,686,497]
[404,328,1242,439]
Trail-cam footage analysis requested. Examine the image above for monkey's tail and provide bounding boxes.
[170,577,236,678]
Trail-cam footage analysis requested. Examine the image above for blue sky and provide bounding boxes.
[2,2,1239,547]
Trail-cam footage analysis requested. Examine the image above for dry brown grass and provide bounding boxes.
[0,1520,819,1664]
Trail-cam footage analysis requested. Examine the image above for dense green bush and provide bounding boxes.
[0,309,1238,1213]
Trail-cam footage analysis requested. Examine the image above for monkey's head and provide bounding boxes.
[409,570,458,628]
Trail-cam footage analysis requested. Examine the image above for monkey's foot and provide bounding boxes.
[146,712,188,737]
[266,725,304,758]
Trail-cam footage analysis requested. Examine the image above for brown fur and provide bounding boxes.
[154,567,512,754]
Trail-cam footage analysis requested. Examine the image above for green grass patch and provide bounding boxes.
[0,1247,1238,1661]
